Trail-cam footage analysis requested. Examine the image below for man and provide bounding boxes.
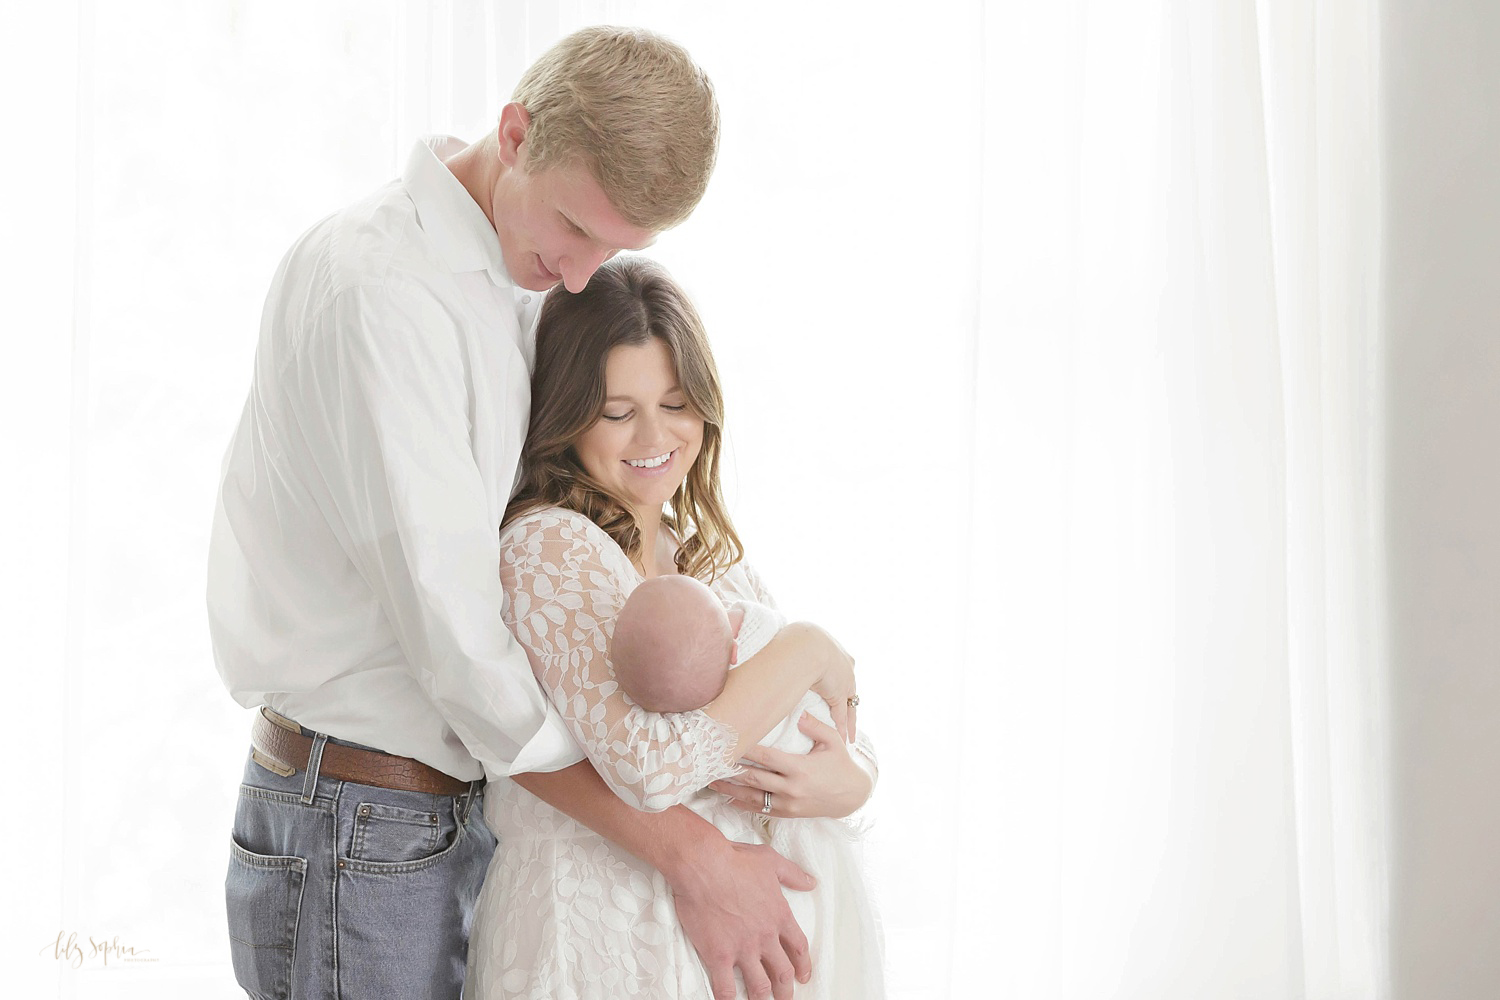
[209,26,864,1000]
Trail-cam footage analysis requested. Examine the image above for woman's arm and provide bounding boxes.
[501,509,852,811]
[710,713,876,819]
[704,619,854,745]
[712,562,877,819]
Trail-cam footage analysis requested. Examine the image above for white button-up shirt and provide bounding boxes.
[208,137,584,781]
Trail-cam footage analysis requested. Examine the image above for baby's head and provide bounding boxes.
[611,575,739,713]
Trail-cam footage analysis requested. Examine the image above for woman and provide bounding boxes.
[466,257,881,999]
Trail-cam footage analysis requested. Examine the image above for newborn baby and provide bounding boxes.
[610,574,776,713]
[610,573,884,999]
[611,574,848,766]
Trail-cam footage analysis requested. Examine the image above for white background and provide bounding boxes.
[5,1,1495,998]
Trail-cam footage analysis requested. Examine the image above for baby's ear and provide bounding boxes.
[727,606,745,637]
[729,638,739,667]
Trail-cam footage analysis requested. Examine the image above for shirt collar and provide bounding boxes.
[402,136,515,287]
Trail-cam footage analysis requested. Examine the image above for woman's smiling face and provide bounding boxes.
[573,337,704,522]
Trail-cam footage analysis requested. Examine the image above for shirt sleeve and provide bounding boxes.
[281,282,584,778]
[499,509,746,811]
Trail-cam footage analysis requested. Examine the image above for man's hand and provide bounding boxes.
[518,763,816,999]
[664,836,815,1000]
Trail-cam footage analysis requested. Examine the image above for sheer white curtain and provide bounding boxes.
[949,1,1386,997]
[2,2,1385,997]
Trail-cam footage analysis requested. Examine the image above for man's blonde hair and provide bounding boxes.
[512,26,719,232]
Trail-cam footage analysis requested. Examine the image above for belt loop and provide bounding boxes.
[458,779,482,824]
[301,732,329,804]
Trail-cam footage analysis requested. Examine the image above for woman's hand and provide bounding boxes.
[709,714,874,819]
[793,622,858,741]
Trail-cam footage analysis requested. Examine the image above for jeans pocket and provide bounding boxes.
[350,800,450,865]
[226,837,306,1000]
[334,802,492,999]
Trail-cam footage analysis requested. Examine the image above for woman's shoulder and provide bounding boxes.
[500,505,636,576]
[500,505,604,544]
[654,522,757,601]
[709,554,767,606]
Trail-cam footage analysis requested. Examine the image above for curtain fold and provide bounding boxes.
[950,0,1385,996]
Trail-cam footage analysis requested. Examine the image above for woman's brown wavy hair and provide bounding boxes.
[503,255,744,581]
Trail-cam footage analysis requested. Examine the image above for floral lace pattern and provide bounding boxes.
[498,507,743,811]
[468,505,883,998]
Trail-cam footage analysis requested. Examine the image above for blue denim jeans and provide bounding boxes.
[225,728,496,1000]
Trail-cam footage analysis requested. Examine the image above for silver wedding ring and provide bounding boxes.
[761,790,773,814]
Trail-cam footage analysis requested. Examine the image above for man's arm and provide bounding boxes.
[513,762,813,1000]
[285,285,583,775]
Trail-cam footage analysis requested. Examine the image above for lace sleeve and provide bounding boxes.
[499,509,743,811]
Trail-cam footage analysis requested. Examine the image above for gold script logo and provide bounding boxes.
[40,931,155,968]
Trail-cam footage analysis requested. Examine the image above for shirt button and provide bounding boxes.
[521,295,532,305]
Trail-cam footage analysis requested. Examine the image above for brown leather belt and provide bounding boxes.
[250,708,473,797]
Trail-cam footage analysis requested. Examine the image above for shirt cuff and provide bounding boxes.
[504,700,588,776]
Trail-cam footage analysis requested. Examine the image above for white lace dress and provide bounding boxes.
[465,507,881,999]
[720,602,884,1000]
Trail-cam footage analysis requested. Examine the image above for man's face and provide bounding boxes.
[491,147,658,294]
